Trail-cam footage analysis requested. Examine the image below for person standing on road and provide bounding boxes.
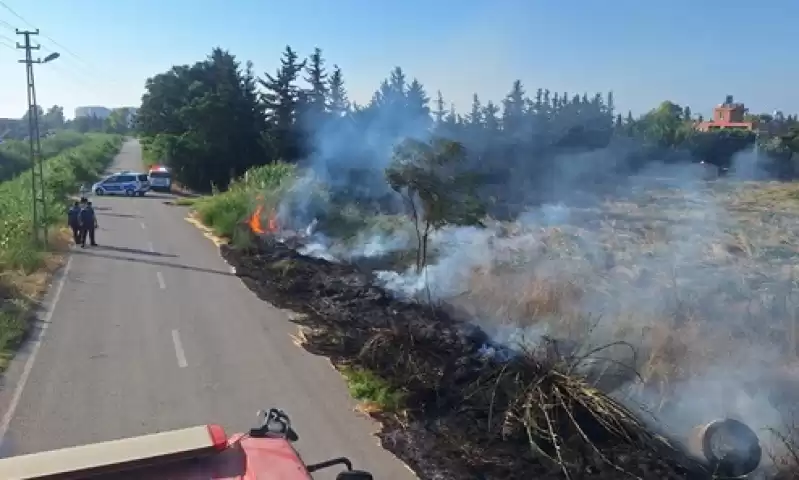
[78,201,98,248]
[67,201,81,244]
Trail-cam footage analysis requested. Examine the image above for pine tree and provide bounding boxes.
[534,88,544,113]
[327,64,349,117]
[483,101,500,132]
[502,80,526,134]
[387,66,407,110]
[370,80,392,108]
[260,46,305,128]
[467,94,483,127]
[444,103,459,125]
[606,91,615,116]
[302,47,328,120]
[433,91,446,124]
[259,45,306,161]
[406,79,431,124]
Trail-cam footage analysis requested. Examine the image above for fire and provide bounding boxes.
[247,205,278,234]
[249,206,264,234]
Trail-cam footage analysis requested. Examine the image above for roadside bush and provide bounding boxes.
[0,131,90,182]
[0,134,123,272]
[193,162,296,238]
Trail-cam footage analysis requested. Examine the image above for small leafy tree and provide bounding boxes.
[386,137,485,273]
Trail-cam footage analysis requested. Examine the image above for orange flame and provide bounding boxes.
[249,205,264,234]
[247,205,279,235]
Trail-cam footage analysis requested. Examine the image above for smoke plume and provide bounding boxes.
[272,90,798,463]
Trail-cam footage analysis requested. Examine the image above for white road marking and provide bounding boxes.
[156,271,166,290]
[147,241,155,253]
[0,257,73,444]
[171,330,188,368]
[140,222,146,229]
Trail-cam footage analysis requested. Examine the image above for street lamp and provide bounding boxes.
[42,52,60,63]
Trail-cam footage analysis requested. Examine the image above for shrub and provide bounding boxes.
[193,162,297,238]
[0,131,91,182]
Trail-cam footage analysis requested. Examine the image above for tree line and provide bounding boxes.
[135,46,799,198]
[0,105,135,141]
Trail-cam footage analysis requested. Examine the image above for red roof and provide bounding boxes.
[696,120,754,131]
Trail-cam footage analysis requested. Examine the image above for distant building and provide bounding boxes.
[74,106,111,119]
[124,107,138,128]
[695,95,756,132]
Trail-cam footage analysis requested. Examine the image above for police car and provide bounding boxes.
[148,165,172,192]
[92,171,151,197]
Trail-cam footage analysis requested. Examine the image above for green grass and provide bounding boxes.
[339,366,407,412]
[0,296,30,370]
[174,197,201,206]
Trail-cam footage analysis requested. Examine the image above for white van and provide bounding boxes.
[92,172,151,197]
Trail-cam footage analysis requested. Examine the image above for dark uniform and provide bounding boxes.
[67,202,81,243]
[78,203,98,247]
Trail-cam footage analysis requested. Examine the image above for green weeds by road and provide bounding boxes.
[0,133,123,371]
[0,131,91,182]
[339,366,407,413]
[190,162,297,239]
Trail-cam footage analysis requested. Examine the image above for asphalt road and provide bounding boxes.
[0,140,415,479]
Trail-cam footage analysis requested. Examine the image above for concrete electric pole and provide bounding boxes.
[16,29,59,248]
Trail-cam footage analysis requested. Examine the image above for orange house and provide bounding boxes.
[695,95,756,132]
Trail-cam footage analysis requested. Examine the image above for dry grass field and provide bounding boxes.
[392,179,799,465]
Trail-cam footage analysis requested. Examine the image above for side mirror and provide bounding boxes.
[336,471,373,480]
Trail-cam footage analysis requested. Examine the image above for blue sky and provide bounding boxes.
[0,0,796,120]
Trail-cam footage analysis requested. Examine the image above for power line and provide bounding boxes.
[0,2,131,121]
[0,18,14,32]
[0,3,128,98]
[0,6,126,107]
[0,1,86,65]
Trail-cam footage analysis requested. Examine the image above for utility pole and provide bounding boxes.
[17,29,47,248]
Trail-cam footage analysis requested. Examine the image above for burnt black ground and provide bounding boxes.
[222,233,723,480]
